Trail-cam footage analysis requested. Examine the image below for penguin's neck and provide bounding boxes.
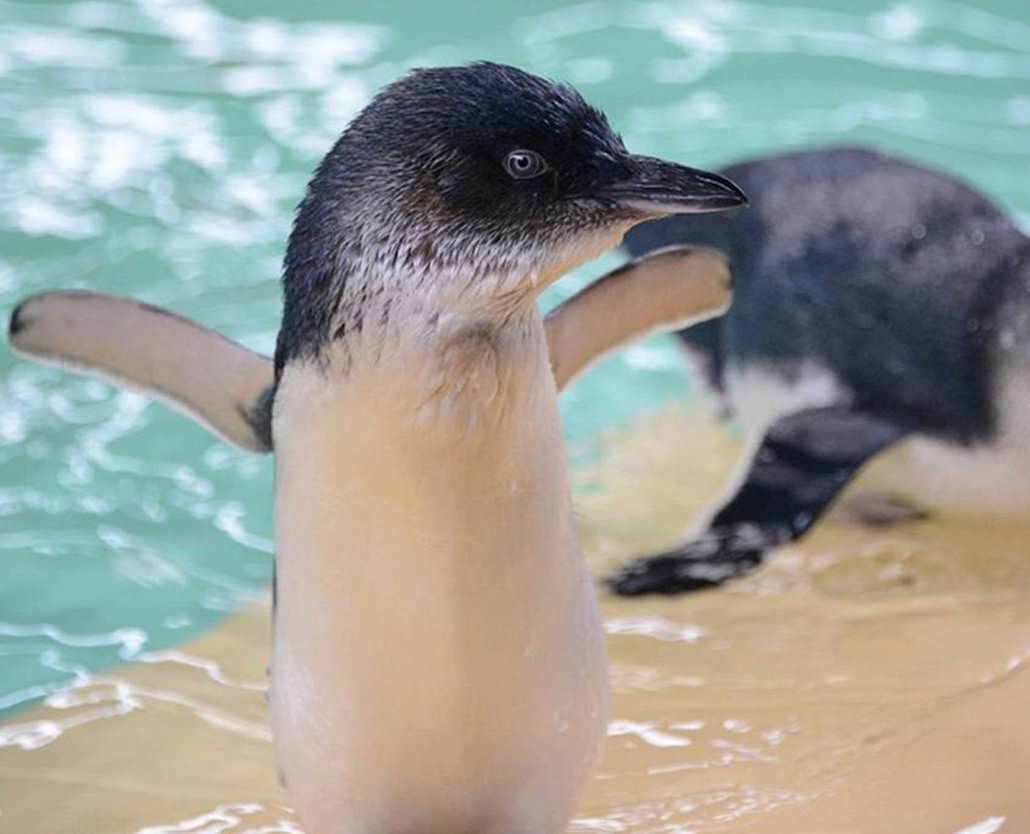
[392,292,545,434]
[318,263,547,434]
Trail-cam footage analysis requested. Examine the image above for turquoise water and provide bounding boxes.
[2,0,1029,717]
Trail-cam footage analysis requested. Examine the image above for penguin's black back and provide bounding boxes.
[625,147,1030,444]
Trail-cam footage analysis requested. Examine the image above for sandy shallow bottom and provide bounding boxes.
[2,405,1030,834]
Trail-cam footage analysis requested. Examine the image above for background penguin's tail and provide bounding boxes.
[980,247,1030,452]
[8,291,276,453]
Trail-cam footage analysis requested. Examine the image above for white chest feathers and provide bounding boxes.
[269,313,609,834]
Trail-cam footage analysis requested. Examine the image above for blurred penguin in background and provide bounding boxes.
[607,147,1030,596]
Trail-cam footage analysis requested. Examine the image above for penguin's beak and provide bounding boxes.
[595,155,748,216]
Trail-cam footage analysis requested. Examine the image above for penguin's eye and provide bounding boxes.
[503,149,550,180]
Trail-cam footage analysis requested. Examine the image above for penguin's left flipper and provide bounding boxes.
[546,245,730,392]
[605,406,911,596]
[8,291,275,453]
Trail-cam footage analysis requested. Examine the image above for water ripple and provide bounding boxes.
[3,1,1030,828]
[134,804,302,834]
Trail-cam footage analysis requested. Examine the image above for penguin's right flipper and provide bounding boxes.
[8,291,275,453]
[605,406,911,595]
[545,245,730,392]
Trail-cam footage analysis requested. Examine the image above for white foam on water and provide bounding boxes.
[955,817,1006,834]
[606,615,706,643]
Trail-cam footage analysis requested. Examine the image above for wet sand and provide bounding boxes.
[2,405,1029,834]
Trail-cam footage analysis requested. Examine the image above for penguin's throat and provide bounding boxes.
[410,306,546,433]
[325,258,532,347]
[321,275,548,436]
[329,220,628,347]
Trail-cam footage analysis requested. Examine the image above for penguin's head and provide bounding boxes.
[280,63,745,366]
[298,62,744,276]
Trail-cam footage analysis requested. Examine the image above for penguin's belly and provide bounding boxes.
[270,352,608,834]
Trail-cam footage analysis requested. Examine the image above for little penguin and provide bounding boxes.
[604,146,1030,596]
[8,62,746,834]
